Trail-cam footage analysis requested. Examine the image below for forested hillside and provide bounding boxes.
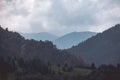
[68,24,120,66]
[0,26,83,66]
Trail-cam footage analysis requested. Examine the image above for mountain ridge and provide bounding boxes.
[0,26,84,66]
[67,24,120,66]
[21,32,58,41]
[53,31,97,49]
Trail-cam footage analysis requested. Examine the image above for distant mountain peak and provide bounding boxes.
[53,31,96,49]
[68,24,120,66]
[21,32,58,41]
[0,26,84,66]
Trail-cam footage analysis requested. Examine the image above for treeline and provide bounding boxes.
[0,57,120,80]
[0,57,51,80]
[0,26,84,67]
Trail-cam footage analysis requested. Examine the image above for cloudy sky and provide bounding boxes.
[0,0,120,36]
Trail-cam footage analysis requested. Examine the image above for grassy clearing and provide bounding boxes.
[51,65,92,76]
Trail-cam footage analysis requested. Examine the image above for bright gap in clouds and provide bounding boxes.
[0,0,120,36]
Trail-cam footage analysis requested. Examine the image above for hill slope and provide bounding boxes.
[68,24,120,66]
[0,26,84,66]
[21,32,58,41]
[53,32,96,49]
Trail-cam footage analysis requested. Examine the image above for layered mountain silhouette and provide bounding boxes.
[0,26,84,66]
[21,32,58,41]
[53,32,96,49]
[68,24,120,66]
[21,32,96,49]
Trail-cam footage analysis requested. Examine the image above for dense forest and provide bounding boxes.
[0,26,83,66]
[0,57,120,80]
[0,25,120,80]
